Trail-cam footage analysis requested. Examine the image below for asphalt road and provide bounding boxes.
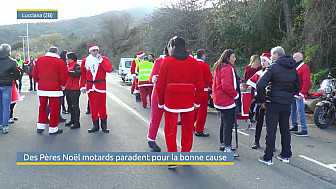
[1,72,335,189]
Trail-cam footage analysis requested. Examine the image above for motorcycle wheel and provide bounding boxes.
[313,106,335,129]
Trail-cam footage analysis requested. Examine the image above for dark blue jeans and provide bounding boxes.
[0,86,13,127]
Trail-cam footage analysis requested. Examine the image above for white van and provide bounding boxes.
[118,58,134,81]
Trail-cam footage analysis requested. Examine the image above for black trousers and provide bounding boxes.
[248,98,257,120]
[264,103,292,160]
[218,107,236,147]
[254,104,265,144]
[29,75,36,90]
[10,103,16,119]
[18,72,23,91]
[65,90,80,124]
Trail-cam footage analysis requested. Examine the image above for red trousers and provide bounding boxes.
[131,78,139,93]
[139,86,153,108]
[38,96,60,131]
[194,91,209,132]
[88,91,107,121]
[164,110,194,152]
[148,87,164,141]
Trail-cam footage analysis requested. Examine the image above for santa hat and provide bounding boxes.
[136,51,145,58]
[260,53,272,64]
[89,44,99,52]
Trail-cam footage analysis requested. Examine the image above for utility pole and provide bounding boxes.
[19,36,26,61]
[27,23,30,60]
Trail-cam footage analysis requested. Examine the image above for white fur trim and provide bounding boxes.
[234,93,239,100]
[158,104,164,108]
[138,84,154,87]
[80,87,86,91]
[49,126,59,133]
[86,85,107,94]
[37,90,63,97]
[296,62,304,70]
[260,56,272,64]
[45,52,60,58]
[37,123,47,130]
[196,58,204,62]
[163,105,194,113]
[204,88,209,91]
[136,53,145,59]
[232,67,237,90]
[214,103,236,110]
[89,46,99,52]
[256,70,266,76]
[194,104,200,108]
[246,79,256,89]
[147,135,156,141]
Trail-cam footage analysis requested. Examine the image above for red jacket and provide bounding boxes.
[80,55,113,93]
[212,63,239,109]
[246,69,266,89]
[65,61,81,90]
[156,56,204,113]
[27,60,35,76]
[196,58,213,91]
[296,61,311,97]
[33,52,68,97]
[244,65,262,82]
[149,56,165,84]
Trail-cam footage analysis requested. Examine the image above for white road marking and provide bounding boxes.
[299,155,336,172]
[327,164,336,168]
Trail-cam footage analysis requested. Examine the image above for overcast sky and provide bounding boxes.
[0,0,176,26]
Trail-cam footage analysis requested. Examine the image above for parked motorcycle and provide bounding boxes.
[313,68,336,129]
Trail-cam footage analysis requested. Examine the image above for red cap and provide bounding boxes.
[89,44,99,52]
[260,53,272,63]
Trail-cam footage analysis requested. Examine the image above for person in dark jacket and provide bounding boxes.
[256,46,301,166]
[64,52,81,129]
[0,43,20,134]
[59,50,69,115]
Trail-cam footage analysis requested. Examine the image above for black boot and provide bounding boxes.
[71,123,80,129]
[101,118,109,133]
[88,120,99,133]
[65,121,74,126]
[135,93,141,102]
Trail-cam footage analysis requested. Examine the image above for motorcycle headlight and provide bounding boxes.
[325,86,332,94]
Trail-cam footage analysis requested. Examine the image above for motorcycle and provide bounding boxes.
[313,68,336,129]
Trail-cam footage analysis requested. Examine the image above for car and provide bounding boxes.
[124,72,133,83]
[118,58,134,82]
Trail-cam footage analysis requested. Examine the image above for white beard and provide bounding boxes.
[85,54,103,80]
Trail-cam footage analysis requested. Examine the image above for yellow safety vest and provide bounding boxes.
[138,60,153,82]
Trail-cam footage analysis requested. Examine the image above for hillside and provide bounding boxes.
[0,6,154,45]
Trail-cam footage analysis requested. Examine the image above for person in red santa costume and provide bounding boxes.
[80,44,113,133]
[147,47,169,152]
[156,36,203,168]
[194,49,213,137]
[33,46,68,135]
[130,51,145,102]
[246,53,271,149]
